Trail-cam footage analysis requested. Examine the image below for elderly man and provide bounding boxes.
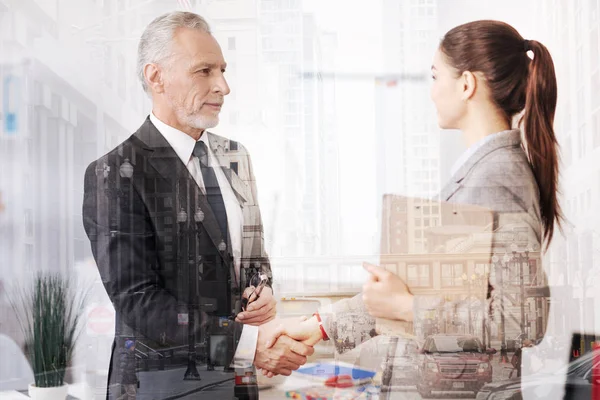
[82,11,312,399]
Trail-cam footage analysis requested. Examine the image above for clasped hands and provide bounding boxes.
[235,286,316,376]
[252,263,415,378]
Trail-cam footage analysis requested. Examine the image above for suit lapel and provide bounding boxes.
[440,181,462,202]
[133,118,228,253]
[440,129,522,201]
[206,132,251,205]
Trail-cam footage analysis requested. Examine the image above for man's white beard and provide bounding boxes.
[184,113,219,130]
[170,97,220,130]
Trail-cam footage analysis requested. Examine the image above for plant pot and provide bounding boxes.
[28,383,68,400]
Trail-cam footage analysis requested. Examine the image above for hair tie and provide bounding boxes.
[523,39,532,52]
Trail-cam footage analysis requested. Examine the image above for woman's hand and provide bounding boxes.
[362,262,414,321]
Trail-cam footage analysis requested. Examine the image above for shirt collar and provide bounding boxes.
[149,112,210,164]
[449,130,510,178]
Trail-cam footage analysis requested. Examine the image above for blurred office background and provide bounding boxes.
[0,0,599,397]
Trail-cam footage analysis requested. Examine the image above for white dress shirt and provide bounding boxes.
[150,112,257,368]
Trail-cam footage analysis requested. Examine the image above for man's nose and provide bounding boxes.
[213,74,231,96]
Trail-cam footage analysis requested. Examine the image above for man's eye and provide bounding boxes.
[197,69,211,74]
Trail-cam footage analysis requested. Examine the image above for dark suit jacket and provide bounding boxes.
[82,117,271,398]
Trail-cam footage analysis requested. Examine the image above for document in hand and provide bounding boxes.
[376,194,494,336]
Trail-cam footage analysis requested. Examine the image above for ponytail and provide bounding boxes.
[521,40,563,246]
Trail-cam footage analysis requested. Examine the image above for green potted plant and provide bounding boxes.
[11,273,86,400]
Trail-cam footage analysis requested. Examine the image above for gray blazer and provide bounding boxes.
[322,129,546,358]
[440,129,542,248]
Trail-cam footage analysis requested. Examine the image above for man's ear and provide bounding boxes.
[145,63,165,94]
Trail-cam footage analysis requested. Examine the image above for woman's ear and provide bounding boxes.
[460,70,477,101]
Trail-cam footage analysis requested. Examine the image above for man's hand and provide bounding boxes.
[254,318,314,376]
[264,316,323,348]
[362,262,414,321]
[236,286,277,325]
[260,315,324,378]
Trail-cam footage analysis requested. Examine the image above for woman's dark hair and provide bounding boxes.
[439,20,563,246]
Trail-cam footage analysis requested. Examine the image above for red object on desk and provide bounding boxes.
[324,374,353,388]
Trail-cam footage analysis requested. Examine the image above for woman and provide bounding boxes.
[266,19,562,386]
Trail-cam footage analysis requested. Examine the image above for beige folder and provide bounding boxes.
[376,194,494,336]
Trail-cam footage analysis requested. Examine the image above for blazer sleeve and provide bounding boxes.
[319,294,377,354]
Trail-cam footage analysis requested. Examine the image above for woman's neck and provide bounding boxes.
[460,109,511,147]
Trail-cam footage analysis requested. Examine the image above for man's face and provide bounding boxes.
[162,28,230,131]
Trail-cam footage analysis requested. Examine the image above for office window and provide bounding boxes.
[306,266,329,291]
[578,124,587,157]
[441,263,463,287]
[25,244,33,270]
[277,266,297,292]
[587,189,592,209]
[24,209,33,237]
[230,110,239,125]
[591,29,599,73]
[117,54,126,101]
[104,46,113,88]
[593,71,600,110]
[563,137,572,166]
[475,263,489,276]
[103,0,112,16]
[593,111,600,148]
[407,264,430,287]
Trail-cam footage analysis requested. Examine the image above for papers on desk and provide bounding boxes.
[376,194,494,335]
[0,390,29,399]
[286,384,380,400]
[294,362,376,386]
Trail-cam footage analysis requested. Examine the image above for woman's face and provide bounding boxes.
[430,48,467,130]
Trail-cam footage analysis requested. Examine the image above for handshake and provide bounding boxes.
[240,261,417,377]
[252,315,325,377]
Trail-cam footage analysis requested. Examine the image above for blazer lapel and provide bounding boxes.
[440,129,522,201]
[133,118,228,252]
[206,132,251,205]
[439,181,462,202]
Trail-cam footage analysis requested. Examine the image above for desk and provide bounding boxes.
[258,360,380,399]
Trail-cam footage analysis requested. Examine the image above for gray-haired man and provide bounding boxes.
[83,11,312,399]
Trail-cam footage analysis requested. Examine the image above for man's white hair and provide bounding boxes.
[137,11,211,94]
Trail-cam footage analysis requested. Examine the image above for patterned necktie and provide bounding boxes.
[192,141,228,241]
